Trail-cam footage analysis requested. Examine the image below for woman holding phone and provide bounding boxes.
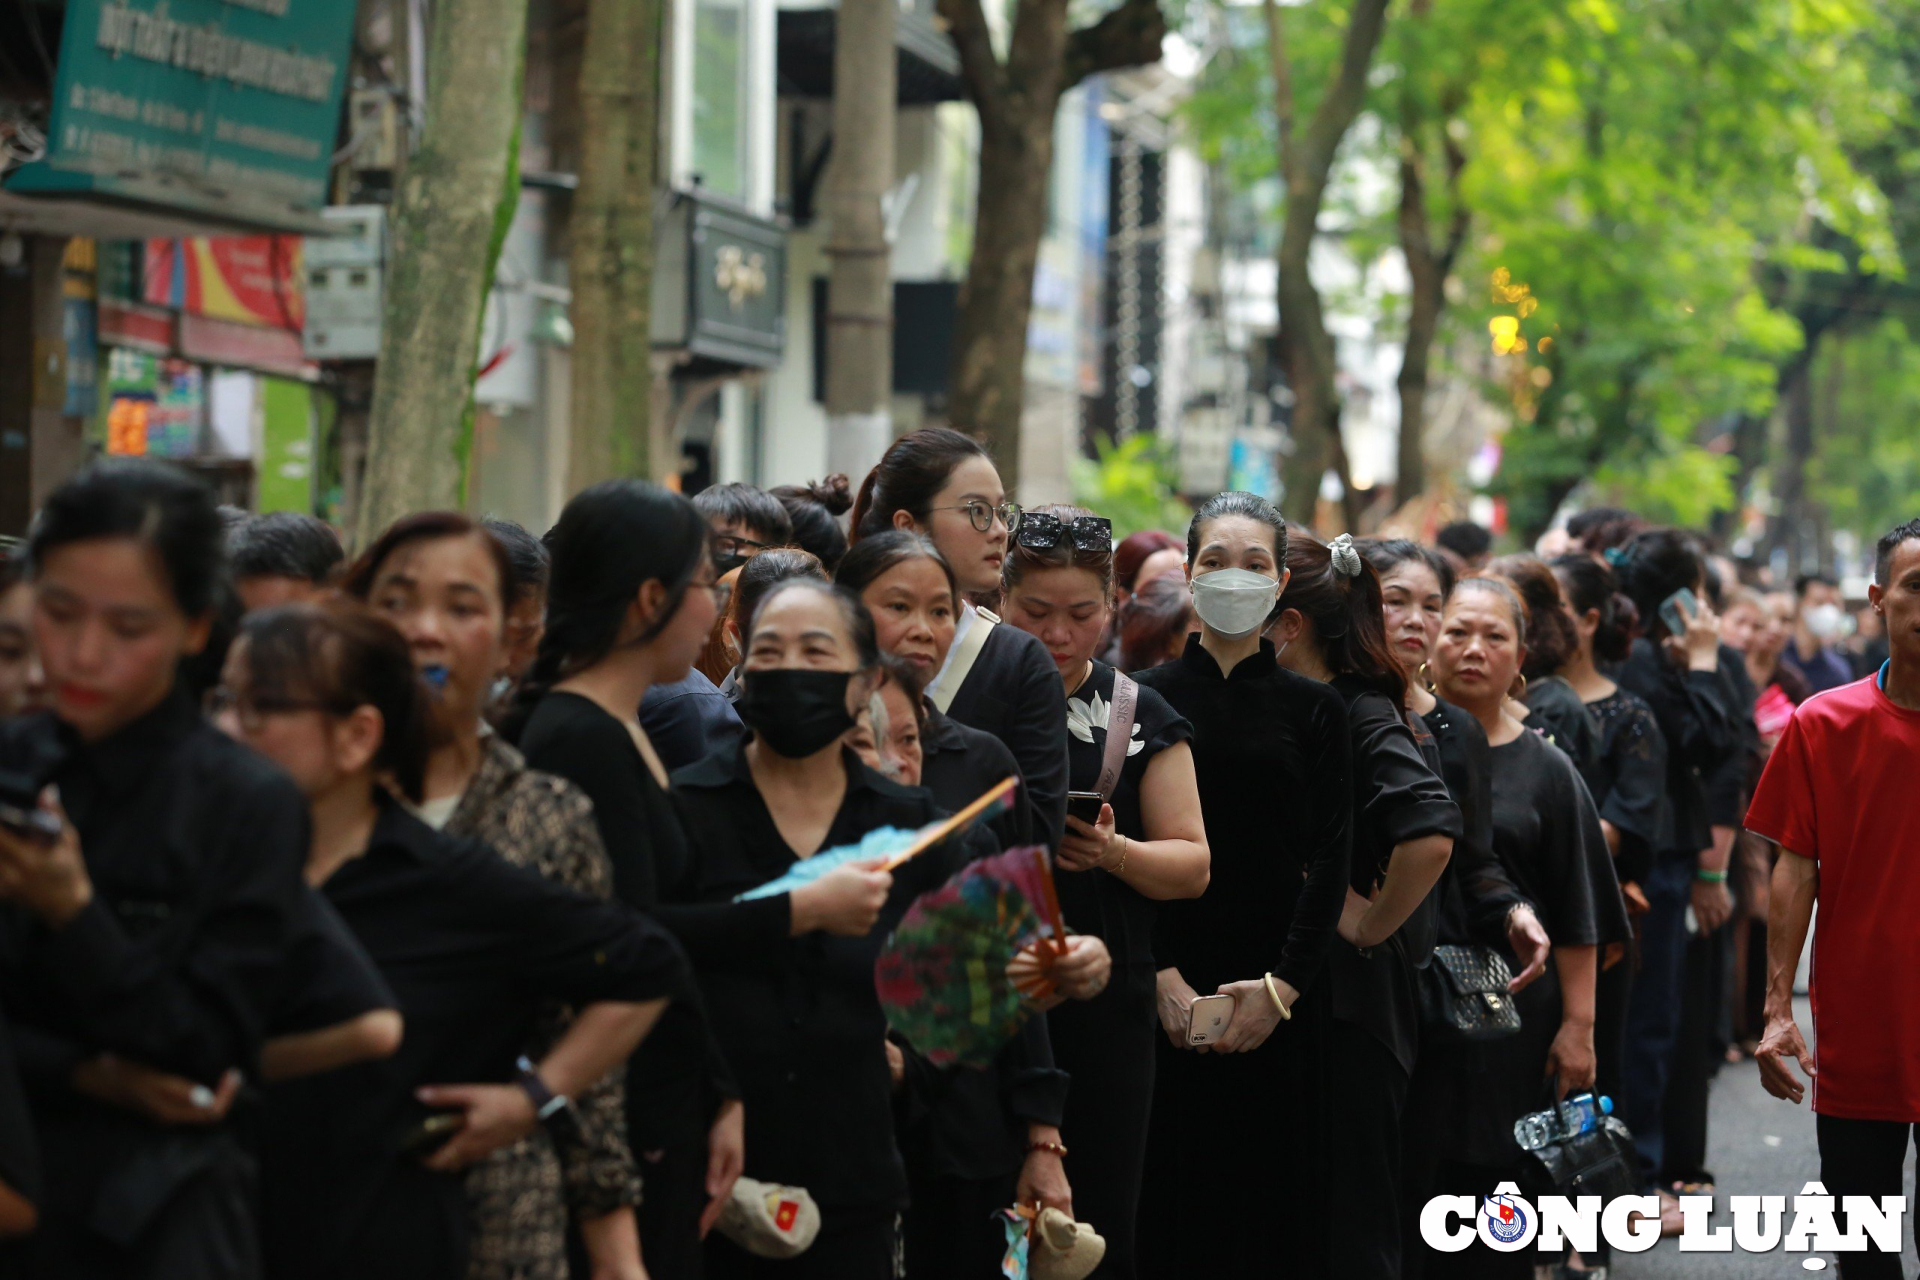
[1135,492,1351,1275]
[218,602,686,1280]
[849,428,1068,846]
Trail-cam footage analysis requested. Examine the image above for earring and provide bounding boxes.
[1509,672,1529,702]
[1418,661,1436,693]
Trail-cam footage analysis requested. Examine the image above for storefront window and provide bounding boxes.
[691,0,747,199]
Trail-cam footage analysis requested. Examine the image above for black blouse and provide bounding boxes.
[1137,637,1351,997]
[0,1010,35,1210]
[260,801,689,1280]
[1584,689,1670,885]
[919,706,1031,852]
[1421,697,1524,947]
[1526,674,1602,789]
[1614,639,1740,858]
[1487,731,1630,953]
[1059,660,1192,971]
[0,689,309,1234]
[1325,678,1462,1075]
[667,741,954,1211]
[943,617,1071,849]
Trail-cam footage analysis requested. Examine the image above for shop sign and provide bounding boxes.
[3,0,358,226]
[679,195,787,368]
[144,236,306,330]
[104,348,204,458]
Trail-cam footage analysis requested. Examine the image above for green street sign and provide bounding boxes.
[4,0,357,229]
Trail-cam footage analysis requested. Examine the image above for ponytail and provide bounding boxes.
[849,427,991,542]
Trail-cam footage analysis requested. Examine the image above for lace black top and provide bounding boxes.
[1584,688,1670,885]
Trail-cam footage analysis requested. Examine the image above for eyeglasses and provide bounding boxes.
[711,534,775,560]
[928,500,1022,534]
[1015,513,1113,554]
[204,686,341,733]
[686,577,730,606]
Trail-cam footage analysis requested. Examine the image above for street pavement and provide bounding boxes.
[1624,996,1915,1278]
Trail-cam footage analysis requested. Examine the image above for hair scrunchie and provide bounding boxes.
[1329,533,1364,579]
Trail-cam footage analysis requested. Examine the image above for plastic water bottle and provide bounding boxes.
[1513,1093,1613,1150]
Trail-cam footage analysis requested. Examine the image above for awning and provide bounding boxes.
[777,8,965,106]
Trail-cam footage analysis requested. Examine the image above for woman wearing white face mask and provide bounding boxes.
[1134,493,1353,1276]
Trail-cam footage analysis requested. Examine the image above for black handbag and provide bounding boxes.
[1418,944,1523,1042]
[1519,1115,1640,1203]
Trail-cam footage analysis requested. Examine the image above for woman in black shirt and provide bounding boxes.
[665,579,956,1278]
[0,460,311,1280]
[1430,578,1629,1279]
[1135,492,1351,1276]
[850,428,1068,845]
[507,480,742,1279]
[216,604,685,1280]
[1488,554,1602,784]
[1001,505,1208,1280]
[1271,532,1457,1280]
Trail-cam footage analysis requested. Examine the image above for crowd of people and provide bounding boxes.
[0,430,1911,1280]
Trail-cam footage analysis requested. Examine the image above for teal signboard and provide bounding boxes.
[4,0,357,227]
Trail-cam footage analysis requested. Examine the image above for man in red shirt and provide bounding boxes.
[1748,517,1920,1280]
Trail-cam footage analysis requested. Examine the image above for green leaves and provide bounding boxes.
[1070,434,1195,538]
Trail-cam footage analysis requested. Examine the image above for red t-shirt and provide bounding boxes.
[1746,673,1920,1121]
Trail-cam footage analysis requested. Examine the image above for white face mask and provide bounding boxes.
[1805,602,1845,642]
[1191,568,1280,640]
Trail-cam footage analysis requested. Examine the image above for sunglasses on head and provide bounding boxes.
[1016,514,1113,554]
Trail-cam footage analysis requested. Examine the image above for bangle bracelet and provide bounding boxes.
[1113,836,1128,875]
[1263,972,1292,1021]
[1028,1139,1068,1159]
[1695,868,1728,883]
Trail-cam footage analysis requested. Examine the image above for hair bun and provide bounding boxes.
[1329,533,1364,579]
[807,474,853,516]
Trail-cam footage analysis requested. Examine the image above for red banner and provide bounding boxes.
[144,237,306,332]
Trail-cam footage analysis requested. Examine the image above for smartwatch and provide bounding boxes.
[515,1056,584,1147]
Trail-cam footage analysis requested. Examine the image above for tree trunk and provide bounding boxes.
[570,0,664,488]
[357,0,529,544]
[1393,110,1467,508]
[1267,0,1390,529]
[823,0,898,479]
[940,0,1166,496]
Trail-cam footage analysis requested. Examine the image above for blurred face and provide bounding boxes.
[902,456,1010,596]
[1377,560,1444,674]
[502,587,546,683]
[1719,599,1762,653]
[1754,593,1795,659]
[859,558,957,680]
[213,637,373,801]
[32,538,210,742]
[709,518,779,574]
[742,590,870,719]
[1433,589,1526,713]
[235,574,323,615]
[365,534,507,723]
[0,581,47,718]
[1006,565,1111,683]
[1135,547,1186,594]
[850,679,924,785]
[641,554,724,684]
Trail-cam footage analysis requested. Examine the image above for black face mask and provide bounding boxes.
[737,668,857,758]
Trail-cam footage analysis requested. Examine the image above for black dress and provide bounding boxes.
[1526,673,1602,786]
[1134,637,1351,1277]
[1042,660,1190,1280]
[1466,730,1628,1168]
[0,689,309,1280]
[667,741,954,1280]
[259,801,689,1280]
[1321,678,1461,1280]
[516,691,738,1280]
[1583,690,1669,887]
[941,615,1070,848]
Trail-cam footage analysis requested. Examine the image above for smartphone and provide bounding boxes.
[1065,791,1104,825]
[1186,993,1236,1047]
[0,800,61,843]
[399,1111,465,1159]
[1658,587,1698,638]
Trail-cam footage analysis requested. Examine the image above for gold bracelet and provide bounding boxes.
[1112,836,1128,875]
[1263,972,1292,1020]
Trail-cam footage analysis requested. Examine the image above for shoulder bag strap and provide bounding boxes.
[1094,672,1139,801]
[929,611,997,714]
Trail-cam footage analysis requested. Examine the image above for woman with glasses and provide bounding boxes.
[1135,492,1352,1276]
[850,427,1068,846]
[340,511,653,1280]
[1000,504,1209,1280]
[0,460,312,1280]
[506,481,745,1280]
[216,603,685,1280]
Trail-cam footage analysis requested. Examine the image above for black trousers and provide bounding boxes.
[901,1171,1015,1280]
[1816,1114,1918,1280]
[1660,924,1728,1185]
[705,1205,896,1280]
[635,1131,710,1280]
[1324,1019,1410,1280]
